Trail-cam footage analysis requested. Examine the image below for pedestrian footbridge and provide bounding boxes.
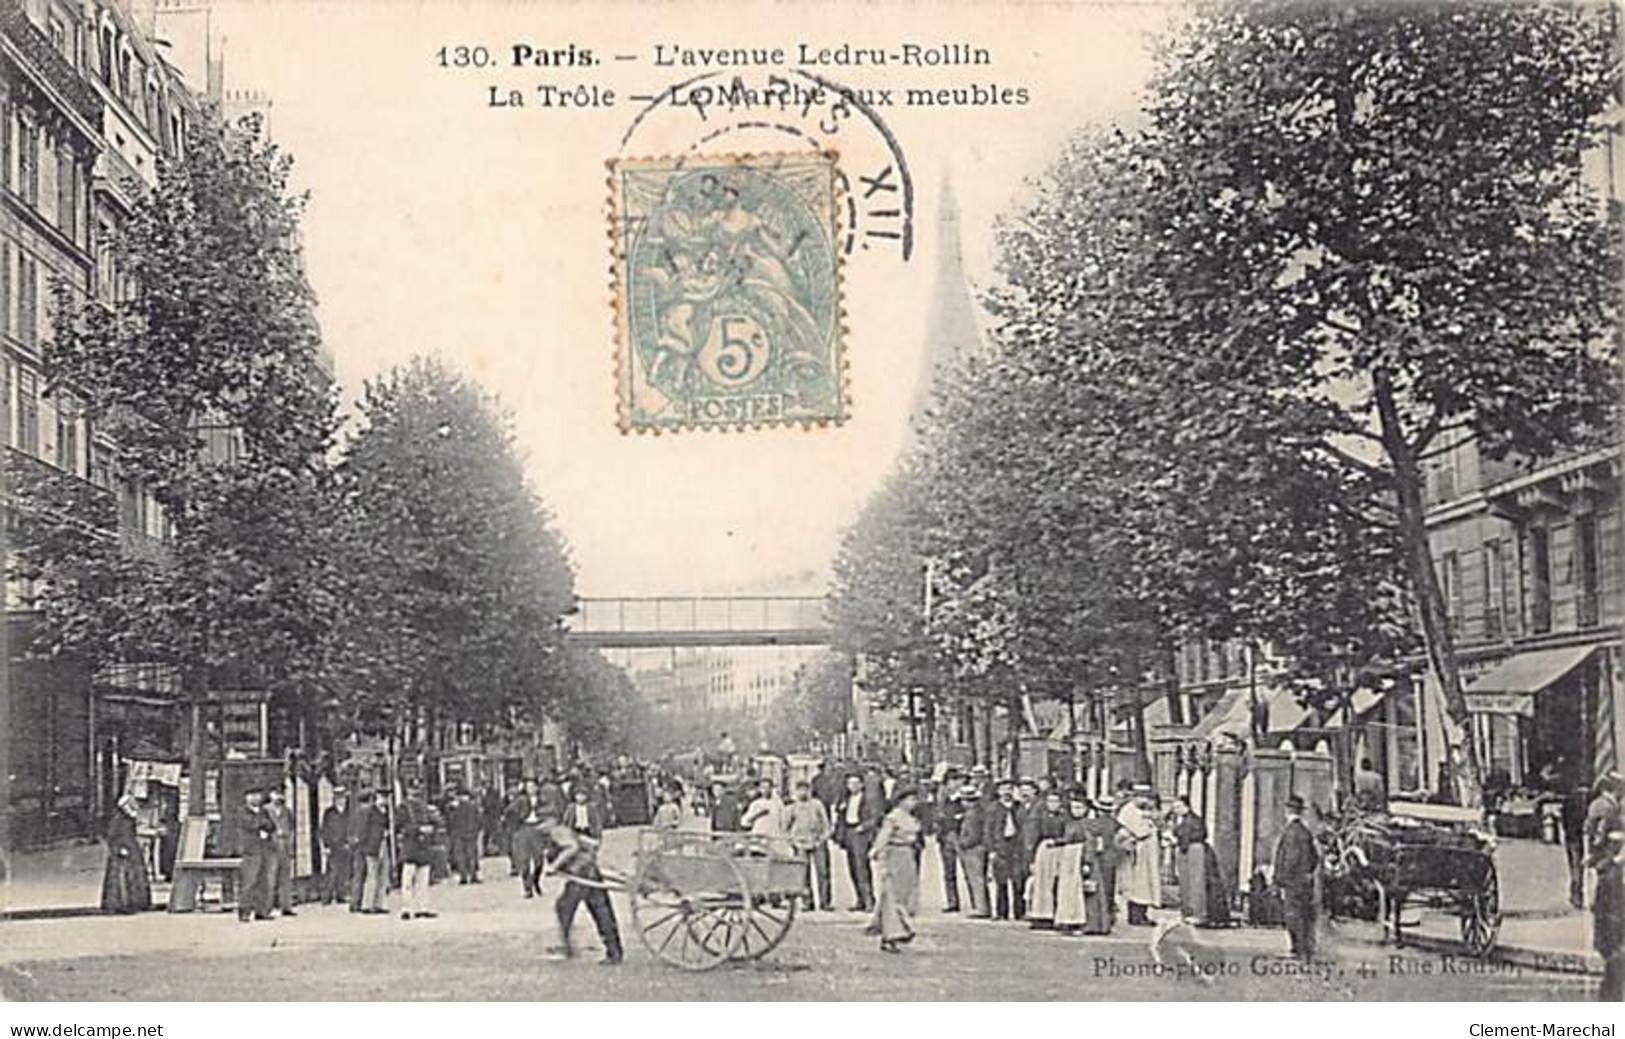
[565,596,830,648]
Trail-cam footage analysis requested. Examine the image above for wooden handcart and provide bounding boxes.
[628,829,806,971]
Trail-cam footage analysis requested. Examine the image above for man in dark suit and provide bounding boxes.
[834,772,880,911]
[936,770,967,913]
[989,780,1028,921]
[957,780,991,918]
[236,788,276,922]
[447,786,482,884]
[319,786,352,905]
[479,784,504,859]
[504,779,549,898]
[349,788,389,913]
[263,786,297,917]
[810,762,840,815]
[1271,794,1319,960]
[709,781,742,832]
[567,785,605,840]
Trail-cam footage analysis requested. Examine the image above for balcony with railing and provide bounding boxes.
[1,1,104,130]
[2,445,171,567]
[2,444,116,532]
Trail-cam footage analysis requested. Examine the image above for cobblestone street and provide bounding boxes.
[0,833,1601,1002]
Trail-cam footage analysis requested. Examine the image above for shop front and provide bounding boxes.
[1464,642,1617,835]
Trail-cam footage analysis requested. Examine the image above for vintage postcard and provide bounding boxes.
[0,0,1619,1017]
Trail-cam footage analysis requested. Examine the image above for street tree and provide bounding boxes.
[1138,1,1620,797]
[764,649,854,751]
[332,357,575,747]
[16,111,339,807]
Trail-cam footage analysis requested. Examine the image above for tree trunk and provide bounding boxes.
[187,697,207,818]
[1004,693,1021,779]
[1373,368,1482,807]
[923,694,937,768]
[1065,687,1078,784]
[1132,696,1152,785]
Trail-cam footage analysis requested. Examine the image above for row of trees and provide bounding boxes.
[12,110,636,788]
[830,2,1620,793]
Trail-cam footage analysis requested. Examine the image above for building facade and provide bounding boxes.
[1155,438,1623,809]
[1,0,264,850]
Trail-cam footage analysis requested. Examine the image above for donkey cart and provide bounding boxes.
[1323,802,1502,958]
[628,829,807,971]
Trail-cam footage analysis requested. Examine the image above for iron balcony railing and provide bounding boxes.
[1,1,104,130]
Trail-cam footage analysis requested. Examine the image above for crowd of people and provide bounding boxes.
[92,750,1625,994]
[692,761,1238,954]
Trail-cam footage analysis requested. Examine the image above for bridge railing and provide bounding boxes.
[571,595,828,635]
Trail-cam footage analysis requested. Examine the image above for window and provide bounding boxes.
[48,18,66,57]
[18,252,36,347]
[100,27,114,86]
[55,395,77,474]
[1528,527,1552,634]
[1576,516,1600,628]
[1,100,10,194]
[20,117,38,207]
[1441,550,1462,633]
[1433,459,1457,503]
[17,367,38,456]
[90,441,112,491]
[1,241,8,339]
[56,144,74,237]
[120,479,147,536]
[0,359,9,448]
[1482,540,1504,638]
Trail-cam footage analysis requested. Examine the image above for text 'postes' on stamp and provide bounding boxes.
[610,152,847,434]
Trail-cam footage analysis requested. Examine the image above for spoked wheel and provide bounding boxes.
[630,853,750,971]
[718,894,797,961]
[1459,864,1502,959]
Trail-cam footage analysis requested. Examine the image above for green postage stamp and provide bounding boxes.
[610,152,846,433]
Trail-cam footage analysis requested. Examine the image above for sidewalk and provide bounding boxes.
[1,839,170,920]
[1408,911,1603,976]
[1392,837,1601,976]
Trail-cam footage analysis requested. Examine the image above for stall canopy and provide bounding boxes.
[1465,645,1596,717]
[1187,686,1333,740]
[1189,688,1251,741]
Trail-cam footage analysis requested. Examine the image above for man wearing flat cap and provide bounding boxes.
[1271,793,1319,960]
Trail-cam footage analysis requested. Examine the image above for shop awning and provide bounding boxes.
[1466,645,1596,697]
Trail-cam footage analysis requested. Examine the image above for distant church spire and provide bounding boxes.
[906,170,986,448]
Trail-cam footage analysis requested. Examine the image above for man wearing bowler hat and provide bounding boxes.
[1271,793,1319,960]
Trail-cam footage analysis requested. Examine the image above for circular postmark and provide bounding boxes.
[617,68,916,263]
[609,69,915,434]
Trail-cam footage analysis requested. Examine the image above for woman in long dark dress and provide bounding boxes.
[100,794,153,914]
[1172,796,1230,927]
[1081,796,1122,934]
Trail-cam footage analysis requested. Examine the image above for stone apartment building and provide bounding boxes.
[1,0,293,849]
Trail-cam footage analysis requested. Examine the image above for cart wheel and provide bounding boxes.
[1459,864,1502,959]
[719,894,797,960]
[630,853,749,971]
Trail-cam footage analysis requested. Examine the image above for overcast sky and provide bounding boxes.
[202,0,1171,596]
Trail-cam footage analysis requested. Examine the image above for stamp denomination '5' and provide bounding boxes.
[610,153,846,433]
